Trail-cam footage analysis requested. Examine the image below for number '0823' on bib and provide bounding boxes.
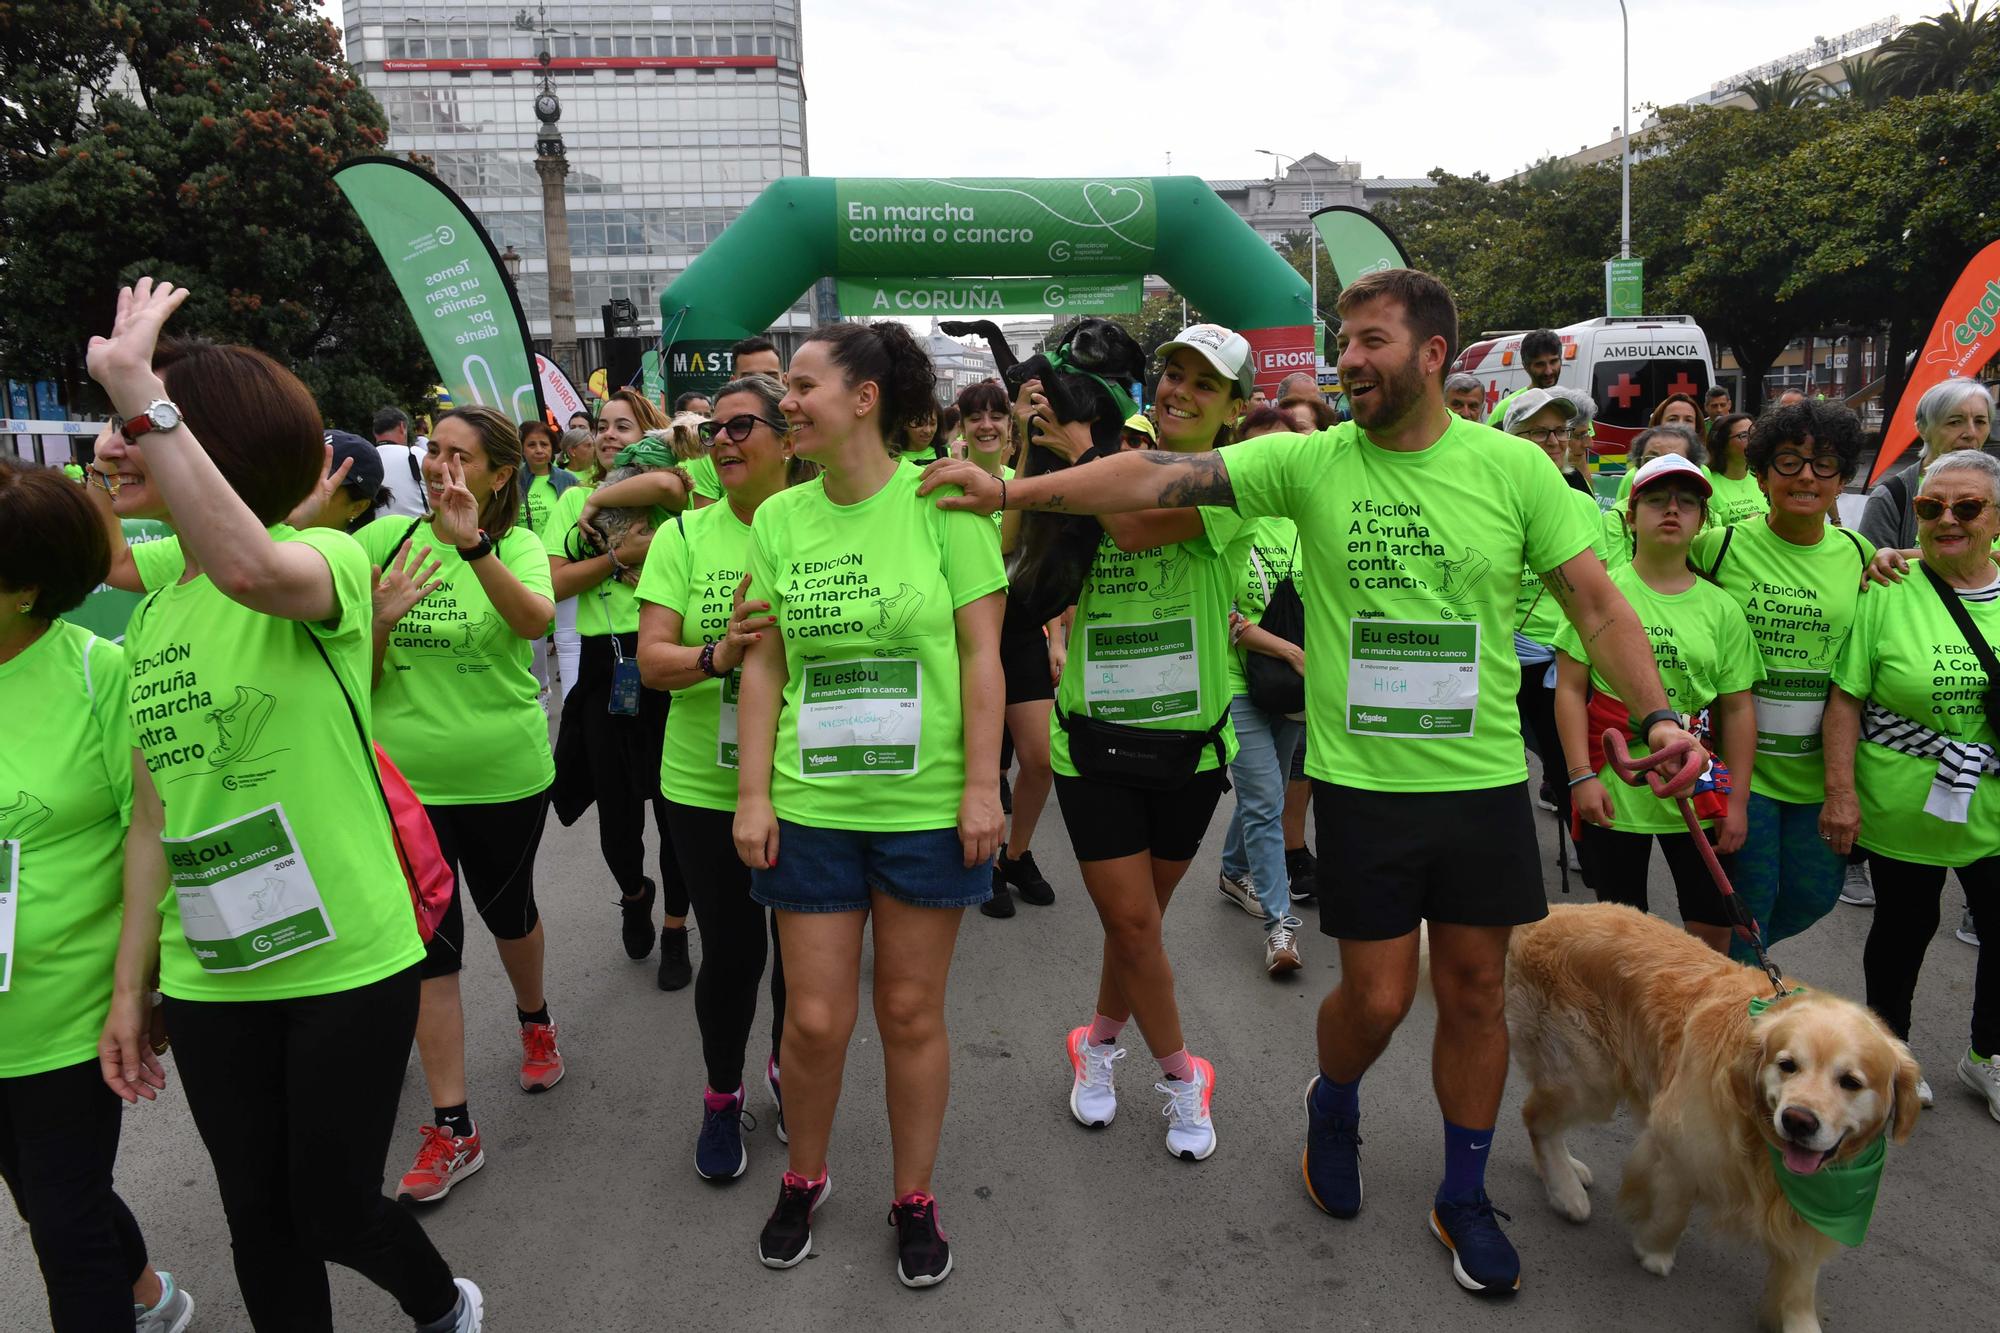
[1223,419,1596,792]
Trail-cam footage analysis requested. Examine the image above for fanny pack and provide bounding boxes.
[1055,701,1230,791]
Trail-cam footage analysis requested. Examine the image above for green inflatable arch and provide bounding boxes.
[655,176,1314,398]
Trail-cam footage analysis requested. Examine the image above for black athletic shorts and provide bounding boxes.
[1312,780,1546,940]
[999,605,1055,705]
[1054,767,1230,863]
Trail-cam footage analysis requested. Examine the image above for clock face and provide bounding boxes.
[535,92,560,119]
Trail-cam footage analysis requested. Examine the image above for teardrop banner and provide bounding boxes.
[1869,237,2000,486]
[1310,204,1412,289]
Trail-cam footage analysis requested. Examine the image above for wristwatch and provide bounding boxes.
[1635,708,1683,744]
[117,398,184,442]
[456,530,494,562]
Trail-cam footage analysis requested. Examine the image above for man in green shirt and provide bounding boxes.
[1485,328,1563,427]
[920,269,1705,1299]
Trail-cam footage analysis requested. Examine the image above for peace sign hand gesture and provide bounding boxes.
[428,455,482,548]
[86,277,190,410]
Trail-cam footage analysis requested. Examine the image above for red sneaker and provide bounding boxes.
[520,1020,565,1092]
[397,1123,485,1204]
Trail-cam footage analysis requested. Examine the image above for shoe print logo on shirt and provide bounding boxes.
[0,791,53,841]
[876,583,925,639]
[165,685,286,788]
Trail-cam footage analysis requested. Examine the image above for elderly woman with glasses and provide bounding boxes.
[1861,380,1996,554]
[1823,447,2000,1117]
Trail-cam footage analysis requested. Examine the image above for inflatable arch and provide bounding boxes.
[654,176,1314,400]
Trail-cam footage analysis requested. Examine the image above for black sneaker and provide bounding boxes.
[620,877,658,960]
[1003,849,1055,907]
[980,861,1016,918]
[1286,846,1317,905]
[888,1193,953,1288]
[758,1171,831,1269]
[658,925,692,991]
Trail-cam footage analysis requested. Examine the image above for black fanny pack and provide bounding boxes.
[1055,701,1230,790]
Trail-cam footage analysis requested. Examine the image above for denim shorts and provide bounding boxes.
[750,821,993,913]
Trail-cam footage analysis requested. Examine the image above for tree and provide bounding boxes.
[1834,53,1898,109]
[0,0,435,428]
[1735,69,1830,111]
[1880,2,1998,96]
[1102,291,1197,363]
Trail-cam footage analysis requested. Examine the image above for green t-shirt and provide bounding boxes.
[1225,516,1301,699]
[0,623,131,1077]
[132,529,185,592]
[1706,468,1770,530]
[1599,502,1633,572]
[522,472,572,539]
[1553,564,1764,833]
[1227,417,1595,792]
[682,454,724,502]
[1692,519,1875,805]
[747,464,1008,831]
[551,484,642,636]
[1516,488,1612,644]
[1053,505,1248,778]
[1485,387,1525,428]
[1831,575,2000,866]
[992,464,1016,535]
[635,499,752,811]
[354,519,555,805]
[125,526,424,1001]
[898,447,941,469]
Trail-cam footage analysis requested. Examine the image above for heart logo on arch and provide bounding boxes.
[1081,181,1145,230]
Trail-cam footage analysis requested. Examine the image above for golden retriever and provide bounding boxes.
[1505,904,1921,1333]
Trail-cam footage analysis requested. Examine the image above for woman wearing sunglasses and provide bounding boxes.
[1823,447,2000,1116]
[1690,400,1872,963]
[635,375,805,1179]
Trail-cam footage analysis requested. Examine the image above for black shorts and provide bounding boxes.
[1312,780,1546,940]
[1577,824,1732,927]
[999,605,1054,705]
[1054,768,1230,863]
[422,789,553,978]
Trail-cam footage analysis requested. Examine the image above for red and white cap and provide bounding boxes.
[1629,452,1712,497]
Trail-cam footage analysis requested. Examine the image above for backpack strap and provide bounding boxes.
[1703,524,1737,582]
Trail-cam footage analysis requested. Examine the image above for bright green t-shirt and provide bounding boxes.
[1553,564,1764,833]
[132,530,184,592]
[1227,417,1595,792]
[354,519,555,805]
[1485,387,1525,428]
[1831,575,2000,866]
[992,464,1016,535]
[1225,516,1301,699]
[747,464,1008,831]
[1705,468,1770,530]
[1516,488,1611,644]
[1053,504,1248,778]
[551,484,642,636]
[0,623,130,1077]
[1692,519,1875,805]
[682,454,724,502]
[635,499,752,811]
[522,471,574,539]
[125,526,424,1002]
[1599,502,1633,572]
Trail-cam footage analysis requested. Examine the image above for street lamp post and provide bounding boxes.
[1257,149,1318,329]
[1618,0,1631,260]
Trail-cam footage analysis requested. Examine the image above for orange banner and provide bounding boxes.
[1869,238,2000,485]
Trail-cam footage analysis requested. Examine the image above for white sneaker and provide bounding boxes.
[1918,1078,1935,1108]
[134,1272,193,1333]
[1838,863,1875,906]
[1157,1056,1217,1161]
[1958,1052,2000,1122]
[1957,909,1981,947]
[1217,871,1260,917]
[1065,1025,1125,1128]
[427,1278,483,1333]
[1265,917,1303,976]
[1555,841,1583,873]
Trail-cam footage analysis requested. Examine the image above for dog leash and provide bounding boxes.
[1600,730,1789,998]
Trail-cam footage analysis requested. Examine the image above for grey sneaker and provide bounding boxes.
[134,1273,193,1333]
[1959,1051,2000,1123]
[415,1278,484,1333]
[1838,862,1875,906]
[1217,870,1261,918]
[1957,909,1981,947]
[1918,1077,1935,1109]
[1265,918,1304,976]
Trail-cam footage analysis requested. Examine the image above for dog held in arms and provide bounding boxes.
[1505,904,1920,1333]
[940,317,1147,627]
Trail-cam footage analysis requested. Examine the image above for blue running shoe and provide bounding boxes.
[1429,1190,1520,1295]
[1301,1076,1363,1218]
[696,1086,748,1181]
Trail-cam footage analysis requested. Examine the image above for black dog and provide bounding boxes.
[941,317,1147,627]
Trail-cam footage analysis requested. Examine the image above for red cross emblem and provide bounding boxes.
[1606,373,1642,409]
[1666,373,1699,399]
[1486,380,1501,410]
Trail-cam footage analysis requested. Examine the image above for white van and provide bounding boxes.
[1452,315,1718,461]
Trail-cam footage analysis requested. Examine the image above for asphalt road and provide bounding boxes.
[5,766,1995,1332]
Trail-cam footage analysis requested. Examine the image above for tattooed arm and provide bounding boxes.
[918,450,1236,518]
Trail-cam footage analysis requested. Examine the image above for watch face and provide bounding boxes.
[535,92,560,119]
[148,401,182,431]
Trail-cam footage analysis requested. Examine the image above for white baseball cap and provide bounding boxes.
[1501,386,1578,435]
[1629,452,1712,498]
[1156,324,1255,398]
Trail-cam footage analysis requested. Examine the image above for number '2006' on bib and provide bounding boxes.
[1347,619,1479,737]
[166,805,336,973]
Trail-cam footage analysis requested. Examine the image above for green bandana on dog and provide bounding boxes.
[1749,993,1887,1247]
[614,439,678,472]
[1046,347,1140,424]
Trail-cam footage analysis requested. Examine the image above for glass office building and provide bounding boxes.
[340,2,818,360]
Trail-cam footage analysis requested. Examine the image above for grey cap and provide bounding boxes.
[1502,386,1578,435]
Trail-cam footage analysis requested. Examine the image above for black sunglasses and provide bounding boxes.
[697,413,789,444]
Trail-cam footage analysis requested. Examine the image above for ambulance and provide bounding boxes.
[1451,315,1718,465]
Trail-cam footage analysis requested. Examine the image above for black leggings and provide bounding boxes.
[565,633,689,916]
[1515,665,1572,830]
[1863,852,2000,1055]
[164,965,458,1331]
[1578,823,1732,927]
[665,800,786,1091]
[0,1058,148,1331]
[422,788,553,979]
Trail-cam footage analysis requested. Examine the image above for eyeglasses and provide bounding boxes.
[1768,452,1843,478]
[697,414,789,444]
[1636,489,1704,512]
[1516,427,1567,445]
[1913,495,1994,524]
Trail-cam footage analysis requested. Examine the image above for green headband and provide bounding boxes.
[613,439,678,472]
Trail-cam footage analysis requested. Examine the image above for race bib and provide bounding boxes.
[797,659,920,777]
[0,840,17,993]
[1754,670,1829,756]
[717,669,741,769]
[1347,619,1480,738]
[1082,619,1199,721]
[165,805,336,973]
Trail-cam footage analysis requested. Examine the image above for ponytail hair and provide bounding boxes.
[435,404,524,541]
[802,321,937,455]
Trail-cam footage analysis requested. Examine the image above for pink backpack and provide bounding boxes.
[373,744,454,942]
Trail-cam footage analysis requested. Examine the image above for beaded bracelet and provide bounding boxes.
[997,475,1008,513]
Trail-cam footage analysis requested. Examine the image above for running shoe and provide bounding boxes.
[1002,849,1055,906]
[767,1055,788,1145]
[1302,1076,1363,1218]
[1430,1190,1521,1295]
[1217,870,1260,917]
[1066,1025,1125,1128]
[658,925,692,991]
[1265,918,1304,976]
[1918,1077,1935,1108]
[888,1192,954,1288]
[697,1086,749,1181]
[620,876,658,960]
[1534,780,1557,813]
[415,1277,484,1333]
[519,1020,565,1092]
[1286,846,1317,905]
[398,1123,486,1204]
[980,862,1016,919]
[134,1272,194,1333]
[1156,1056,1216,1161]
[759,1171,831,1269]
[1838,862,1875,906]
[1958,909,1982,947]
[1959,1050,2000,1122]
